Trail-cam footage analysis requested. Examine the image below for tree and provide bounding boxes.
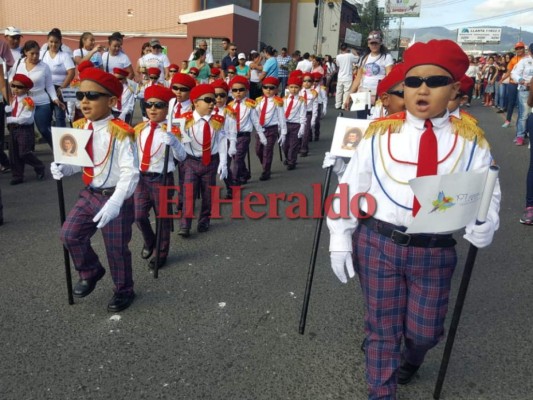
[353,0,390,44]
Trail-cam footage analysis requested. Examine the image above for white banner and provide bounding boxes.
[52,127,93,167]
[385,0,421,17]
[344,29,362,47]
[457,27,502,44]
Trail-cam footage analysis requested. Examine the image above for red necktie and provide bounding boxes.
[413,120,438,216]
[82,123,94,186]
[12,97,18,116]
[140,121,158,172]
[117,97,122,111]
[214,106,219,114]
[202,119,211,166]
[304,90,308,104]
[174,102,182,118]
[235,100,241,132]
[259,98,268,126]
[285,95,294,119]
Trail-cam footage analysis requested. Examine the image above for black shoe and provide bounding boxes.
[225,190,233,200]
[360,338,366,353]
[197,223,209,233]
[282,160,288,166]
[36,170,45,180]
[287,164,295,170]
[107,292,135,312]
[10,178,23,185]
[496,108,504,113]
[178,228,190,237]
[259,172,270,181]
[397,360,420,385]
[73,268,105,298]
[141,244,153,259]
[0,218,4,226]
[314,137,319,142]
[149,256,167,270]
[299,152,308,157]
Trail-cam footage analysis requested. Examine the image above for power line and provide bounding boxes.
[442,8,533,27]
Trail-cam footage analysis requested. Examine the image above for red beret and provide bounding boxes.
[211,79,229,92]
[12,73,33,89]
[189,67,199,75]
[262,76,279,86]
[287,76,302,87]
[289,70,303,79]
[79,67,123,97]
[227,65,236,72]
[113,67,129,78]
[403,39,469,81]
[77,60,93,73]
[168,64,179,71]
[210,67,221,76]
[171,73,197,89]
[376,63,404,97]
[145,85,175,103]
[190,84,215,102]
[147,67,161,76]
[458,75,474,94]
[229,75,249,90]
[311,72,323,80]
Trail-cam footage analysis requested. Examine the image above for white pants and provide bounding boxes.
[335,80,352,108]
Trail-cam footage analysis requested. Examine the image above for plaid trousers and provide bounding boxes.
[232,133,251,182]
[8,124,44,180]
[134,173,175,258]
[61,190,135,295]
[300,112,312,153]
[315,103,322,140]
[353,224,457,400]
[255,125,278,174]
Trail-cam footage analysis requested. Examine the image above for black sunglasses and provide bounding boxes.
[196,97,216,104]
[215,93,227,98]
[172,85,190,92]
[10,84,26,89]
[227,71,235,74]
[145,101,167,109]
[231,88,246,93]
[169,69,178,73]
[149,76,159,80]
[263,85,276,90]
[404,76,454,88]
[75,91,111,101]
[189,72,198,76]
[387,90,404,98]
[303,79,312,83]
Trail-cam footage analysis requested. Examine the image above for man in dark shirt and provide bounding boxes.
[221,43,239,78]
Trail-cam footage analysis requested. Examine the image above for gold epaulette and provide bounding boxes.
[321,85,327,91]
[22,97,34,110]
[72,118,88,129]
[310,89,318,98]
[273,96,284,107]
[210,113,225,131]
[245,98,257,108]
[255,96,264,104]
[133,121,148,138]
[108,119,135,141]
[161,123,183,140]
[183,111,195,130]
[364,111,406,138]
[224,105,236,119]
[450,115,489,149]
[458,109,479,124]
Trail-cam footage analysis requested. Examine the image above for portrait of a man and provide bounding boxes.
[60,134,77,157]
[341,127,363,150]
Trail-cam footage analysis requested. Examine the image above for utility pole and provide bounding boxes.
[397,17,402,50]
[316,0,325,55]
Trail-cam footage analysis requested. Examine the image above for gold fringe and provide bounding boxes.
[72,118,87,129]
[108,119,134,141]
[133,122,148,139]
[364,112,406,138]
[245,98,257,108]
[22,97,34,110]
[450,115,489,149]
[273,96,284,107]
[210,114,225,131]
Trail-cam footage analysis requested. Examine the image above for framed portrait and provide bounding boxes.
[330,117,371,158]
[52,127,93,167]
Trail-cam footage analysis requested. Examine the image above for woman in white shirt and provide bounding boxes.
[101,33,134,78]
[10,40,64,147]
[40,28,75,127]
[73,32,104,68]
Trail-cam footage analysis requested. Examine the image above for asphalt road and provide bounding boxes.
[1,99,532,400]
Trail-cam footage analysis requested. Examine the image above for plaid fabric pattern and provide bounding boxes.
[180,156,219,229]
[300,112,312,153]
[176,160,185,211]
[134,174,175,258]
[9,124,44,180]
[61,190,135,294]
[255,125,278,173]
[315,104,322,140]
[352,224,457,400]
[233,133,251,182]
[283,122,300,167]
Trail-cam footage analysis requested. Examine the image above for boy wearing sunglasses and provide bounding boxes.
[298,72,318,157]
[6,74,45,185]
[227,76,266,185]
[112,67,137,125]
[178,84,227,237]
[283,75,307,170]
[448,75,474,117]
[133,85,185,270]
[255,76,287,181]
[327,40,500,399]
[50,66,140,312]
[311,72,328,141]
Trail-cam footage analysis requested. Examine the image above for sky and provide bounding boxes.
[380,0,533,33]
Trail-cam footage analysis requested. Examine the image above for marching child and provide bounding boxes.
[327,39,500,400]
[134,85,186,269]
[227,75,266,184]
[448,75,474,117]
[178,84,227,237]
[282,75,307,170]
[112,67,137,125]
[311,71,328,141]
[298,72,318,157]
[167,63,180,87]
[6,74,45,185]
[50,66,139,312]
[255,76,287,180]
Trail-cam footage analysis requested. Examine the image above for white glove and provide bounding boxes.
[330,251,355,283]
[217,163,228,180]
[6,116,14,124]
[50,162,76,180]
[162,132,178,147]
[4,105,12,113]
[258,130,267,146]
[311,125,316,136]
[463,220,495,248]
[322,107,327,118]
[93,197,122,229]
[297,127,305,139]
[322,152,346,177]
[228,140,237,157]
[278,134,286,146]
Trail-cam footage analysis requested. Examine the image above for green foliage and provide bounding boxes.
[354,0,390,42]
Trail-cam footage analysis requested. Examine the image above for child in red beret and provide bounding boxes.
[166,63,179,87]
[327,39,501,399]
[227,76,266,184]
[112,67,137,124]
[283,75,307,170]
[6,74,45,185]
[133,85,185,269]
[177,84,227,237]
[50,67,140,312]
[311,72,328,141]
[255,76,287,180]
[298,72,318,157]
